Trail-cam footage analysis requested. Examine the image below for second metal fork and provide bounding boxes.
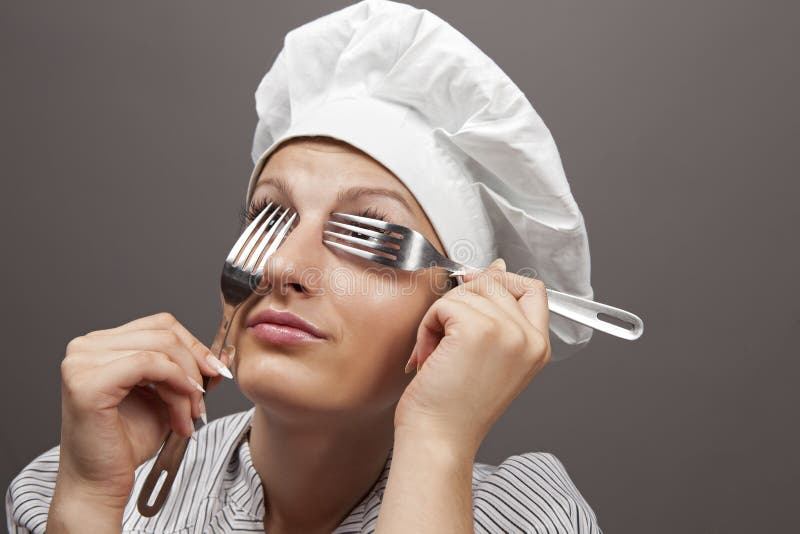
[323,212,643,341]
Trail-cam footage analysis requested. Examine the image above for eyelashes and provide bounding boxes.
[239,195,280,227]
[355,206,390,223]
[239,195,391,232]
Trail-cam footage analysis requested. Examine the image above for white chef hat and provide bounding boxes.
[245,0,594,361]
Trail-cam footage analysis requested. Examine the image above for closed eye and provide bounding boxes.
[241,195,393,241]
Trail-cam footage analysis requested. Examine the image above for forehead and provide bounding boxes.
[255,139,399,190]
[250,138,448,254]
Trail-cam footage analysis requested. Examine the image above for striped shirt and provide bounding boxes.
[6,407,602,533]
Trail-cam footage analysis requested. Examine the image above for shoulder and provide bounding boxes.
[5,408,256,534]
[471,451,603,534]
[5,443,60,534]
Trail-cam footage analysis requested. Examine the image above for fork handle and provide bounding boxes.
[136,306,235,517]
[545,287,643,340]
[453,265,643,340]
[135,424,195,517]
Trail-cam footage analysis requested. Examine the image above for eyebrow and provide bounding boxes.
[255,175,414,213]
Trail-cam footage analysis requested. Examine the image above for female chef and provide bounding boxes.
[6,2,601,532]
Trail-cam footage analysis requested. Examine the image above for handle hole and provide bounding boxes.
[597,312,635,331]
[147,470,169,507]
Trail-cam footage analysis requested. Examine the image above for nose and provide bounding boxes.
[257,213,326,298]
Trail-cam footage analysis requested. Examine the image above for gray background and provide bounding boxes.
[2,1,798,532]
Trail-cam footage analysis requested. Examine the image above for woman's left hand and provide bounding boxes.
[394,257,552,457]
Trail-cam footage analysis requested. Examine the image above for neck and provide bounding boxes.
[248,404,394,532]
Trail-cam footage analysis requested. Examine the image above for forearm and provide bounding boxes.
[375,431,475,533]
[47,477,127,534]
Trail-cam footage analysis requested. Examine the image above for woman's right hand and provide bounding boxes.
[55,312,232,502]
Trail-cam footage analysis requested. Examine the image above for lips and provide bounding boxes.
[246,308,328,340]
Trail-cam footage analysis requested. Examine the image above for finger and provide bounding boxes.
[413,297,490,370]
[69,332,208,417]
[84,312,225,380]
[72,349,206,404]
[445,288,524,335]
[461,258,539,299]
[454,271,528,331]
[448,287,550,369]
[84,352,199,436]
[460,257,505,283]
[71,329,209,394]
[146,382,199,437]
[458,258,522,320]
[405,260,505,372]
[412,292,500,374]
[516,278,550,340]
[482,271,550,338]
[135,380,207,427]
[462,260,550,337]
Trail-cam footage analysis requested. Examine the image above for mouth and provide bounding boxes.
[246,308,329,345]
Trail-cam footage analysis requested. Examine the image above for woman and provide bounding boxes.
[6,1,601,532]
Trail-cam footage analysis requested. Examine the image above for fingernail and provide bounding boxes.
[404,350,416,374]
[198,398,207,425]
[490,258,506,271]
[206,354,233,379]
[456,266,485,279]
[187,375,206,393]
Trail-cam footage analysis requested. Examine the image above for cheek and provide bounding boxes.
[325,282,438,408]
[341,271,440,350]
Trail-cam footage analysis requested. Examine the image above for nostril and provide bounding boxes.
[290,282,304,293]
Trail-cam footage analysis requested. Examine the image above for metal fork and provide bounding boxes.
[136,201,297,517]
[323,212,643,341]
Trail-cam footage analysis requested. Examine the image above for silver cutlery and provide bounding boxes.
[136,201,297,517]
[323,212,643,340]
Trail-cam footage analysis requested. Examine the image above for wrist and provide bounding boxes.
[393,426,478,466]
[379,426,476,533]
[48,474,128,533]
[57,459,135,504]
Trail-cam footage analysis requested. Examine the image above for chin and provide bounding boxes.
[235,352,351,418]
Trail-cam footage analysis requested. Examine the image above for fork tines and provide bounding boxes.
[323,212,404,265]
[228,201,297,275]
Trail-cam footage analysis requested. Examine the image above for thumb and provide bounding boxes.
[461,257,506,282]
[490,258,507,271]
